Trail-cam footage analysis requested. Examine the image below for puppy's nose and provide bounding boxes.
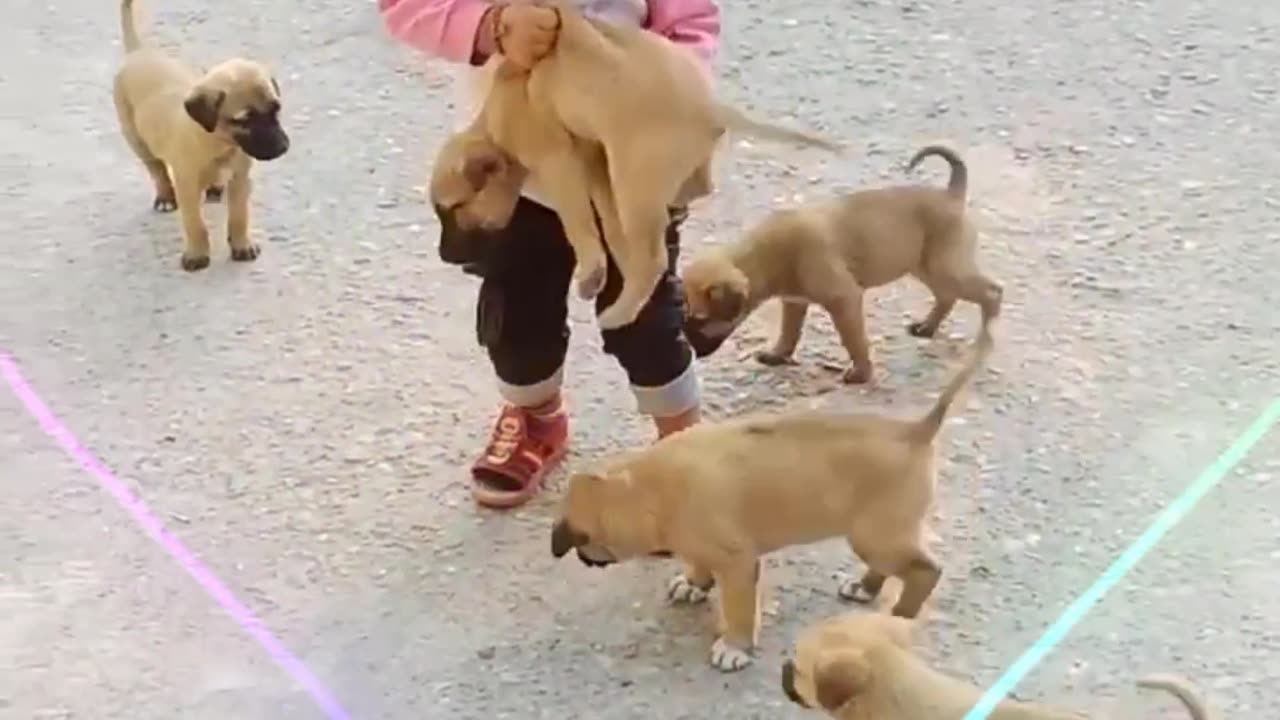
[781,660,806,707]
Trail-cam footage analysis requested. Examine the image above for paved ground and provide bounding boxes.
[3,0,1280,718]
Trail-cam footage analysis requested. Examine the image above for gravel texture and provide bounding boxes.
[3,0,1280,718]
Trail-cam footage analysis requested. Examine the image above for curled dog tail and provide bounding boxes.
[712,103,844,153]
[908,318,995,444]
[907,144,967,201]
[1136,674,1216,720]
[121,0,142,53]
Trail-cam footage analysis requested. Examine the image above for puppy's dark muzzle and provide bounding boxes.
[550,519,586,559]
[574,548,614,568]
[434,205,500,277]
[238,127,290,161]
[683,315,733,358]
[781,660,807,707]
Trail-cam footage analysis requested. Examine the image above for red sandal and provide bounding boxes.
[471,403,569,509]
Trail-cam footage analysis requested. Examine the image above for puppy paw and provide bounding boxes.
[153,195,177,212]
[180,254,210,272]
[230,243,261,262]
[754,350,796,367]
[709,638,753,673]
[666,574,710,605]
[841,365,873,384]
[837,578,878,604]
[204,185,224,203]
[907,321,937,338]
[574,260,607,300]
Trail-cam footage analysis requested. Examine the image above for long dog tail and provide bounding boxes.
[1136,674,1216,720]
[906,144,967,201]
[712,103,844,153]
[121,0,142,53]
[907,317,995,444]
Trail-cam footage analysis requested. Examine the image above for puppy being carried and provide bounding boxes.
[682,144,1002,383]
[781,612,1216,720]
[429,0,841,329]
[112,0,289,272]
[550,317,996,672]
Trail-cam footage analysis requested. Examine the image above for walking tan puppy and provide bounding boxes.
[430,0,841,329]
[681,145,1001,382]
[112,0,289,272]
[549,318,995,672]
[780,613,1215,720]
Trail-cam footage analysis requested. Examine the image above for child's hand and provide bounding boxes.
[495,3,561,70]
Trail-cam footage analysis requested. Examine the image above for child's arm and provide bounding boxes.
[646,0,722,73]
[377,0,497,64]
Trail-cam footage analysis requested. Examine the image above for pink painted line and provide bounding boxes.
[1,352,353,720]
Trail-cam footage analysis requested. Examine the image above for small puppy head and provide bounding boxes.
[429,129,527,258]
[184,59,290,161]
[781,613,915,714]
[550,463,660,568]
[680,248,750,357]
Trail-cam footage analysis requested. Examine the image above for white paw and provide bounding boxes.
[837,578,876,604]
[709,637,753,672]
[666,574,709,605]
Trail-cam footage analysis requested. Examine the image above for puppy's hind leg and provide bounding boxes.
[843,527,940,618]
[114,96,176,212]
[756,300,809,366]
[710,557,762,672]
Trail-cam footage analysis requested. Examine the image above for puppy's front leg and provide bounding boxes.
[824,290,874,384]
[710,558,761,673]
[174,176,211,272]
[756,300,809,366]
[226,161,260,262]
[667,561,715,605]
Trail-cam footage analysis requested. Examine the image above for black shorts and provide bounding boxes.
[444,197,695,405]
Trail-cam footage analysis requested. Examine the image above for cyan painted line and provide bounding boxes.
[963,397,1280,720]
[1,352,354,720]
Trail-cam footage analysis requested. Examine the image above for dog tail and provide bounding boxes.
[908,317,995,443]
[121,0,142,53]
[712,104,844,153]
[1136,674,1216,720]
[906,144,967,201]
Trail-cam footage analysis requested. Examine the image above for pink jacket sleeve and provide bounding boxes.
[646,0,721,72]
[378,0,490,63]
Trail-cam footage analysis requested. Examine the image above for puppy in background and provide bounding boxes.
[112,0,289,271]
[431,0,840,330]
[781,612,1215,720]
[550,317,995,673]
[681,145,1001,383]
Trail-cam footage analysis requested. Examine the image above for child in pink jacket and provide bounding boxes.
[379,0,722,509]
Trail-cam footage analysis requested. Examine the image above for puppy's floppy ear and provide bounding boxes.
[707,281,746,321]
[462,152,505,192]
[814,648,871,712]
[184,87,227,133]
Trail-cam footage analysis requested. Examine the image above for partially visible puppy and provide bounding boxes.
[431,0,841,330]
[681,145,1001,382]
[112,0,289,271]
[781,612,1215,720]
[550,318,995,673]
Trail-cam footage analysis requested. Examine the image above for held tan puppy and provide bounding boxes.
[682,144,1001,383]
[430,0,841,329]
[549,319,995,673]
[780,613,1215,720]
[112,0,289,271]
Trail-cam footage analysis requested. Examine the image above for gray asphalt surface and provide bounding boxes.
[3,0,1280,718]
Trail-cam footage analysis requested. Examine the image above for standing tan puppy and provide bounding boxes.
[112,0,290,272]
[681,145,1001,383]
[780,612,1215,720]
[549,318,994,672]
[430,0,841,329]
